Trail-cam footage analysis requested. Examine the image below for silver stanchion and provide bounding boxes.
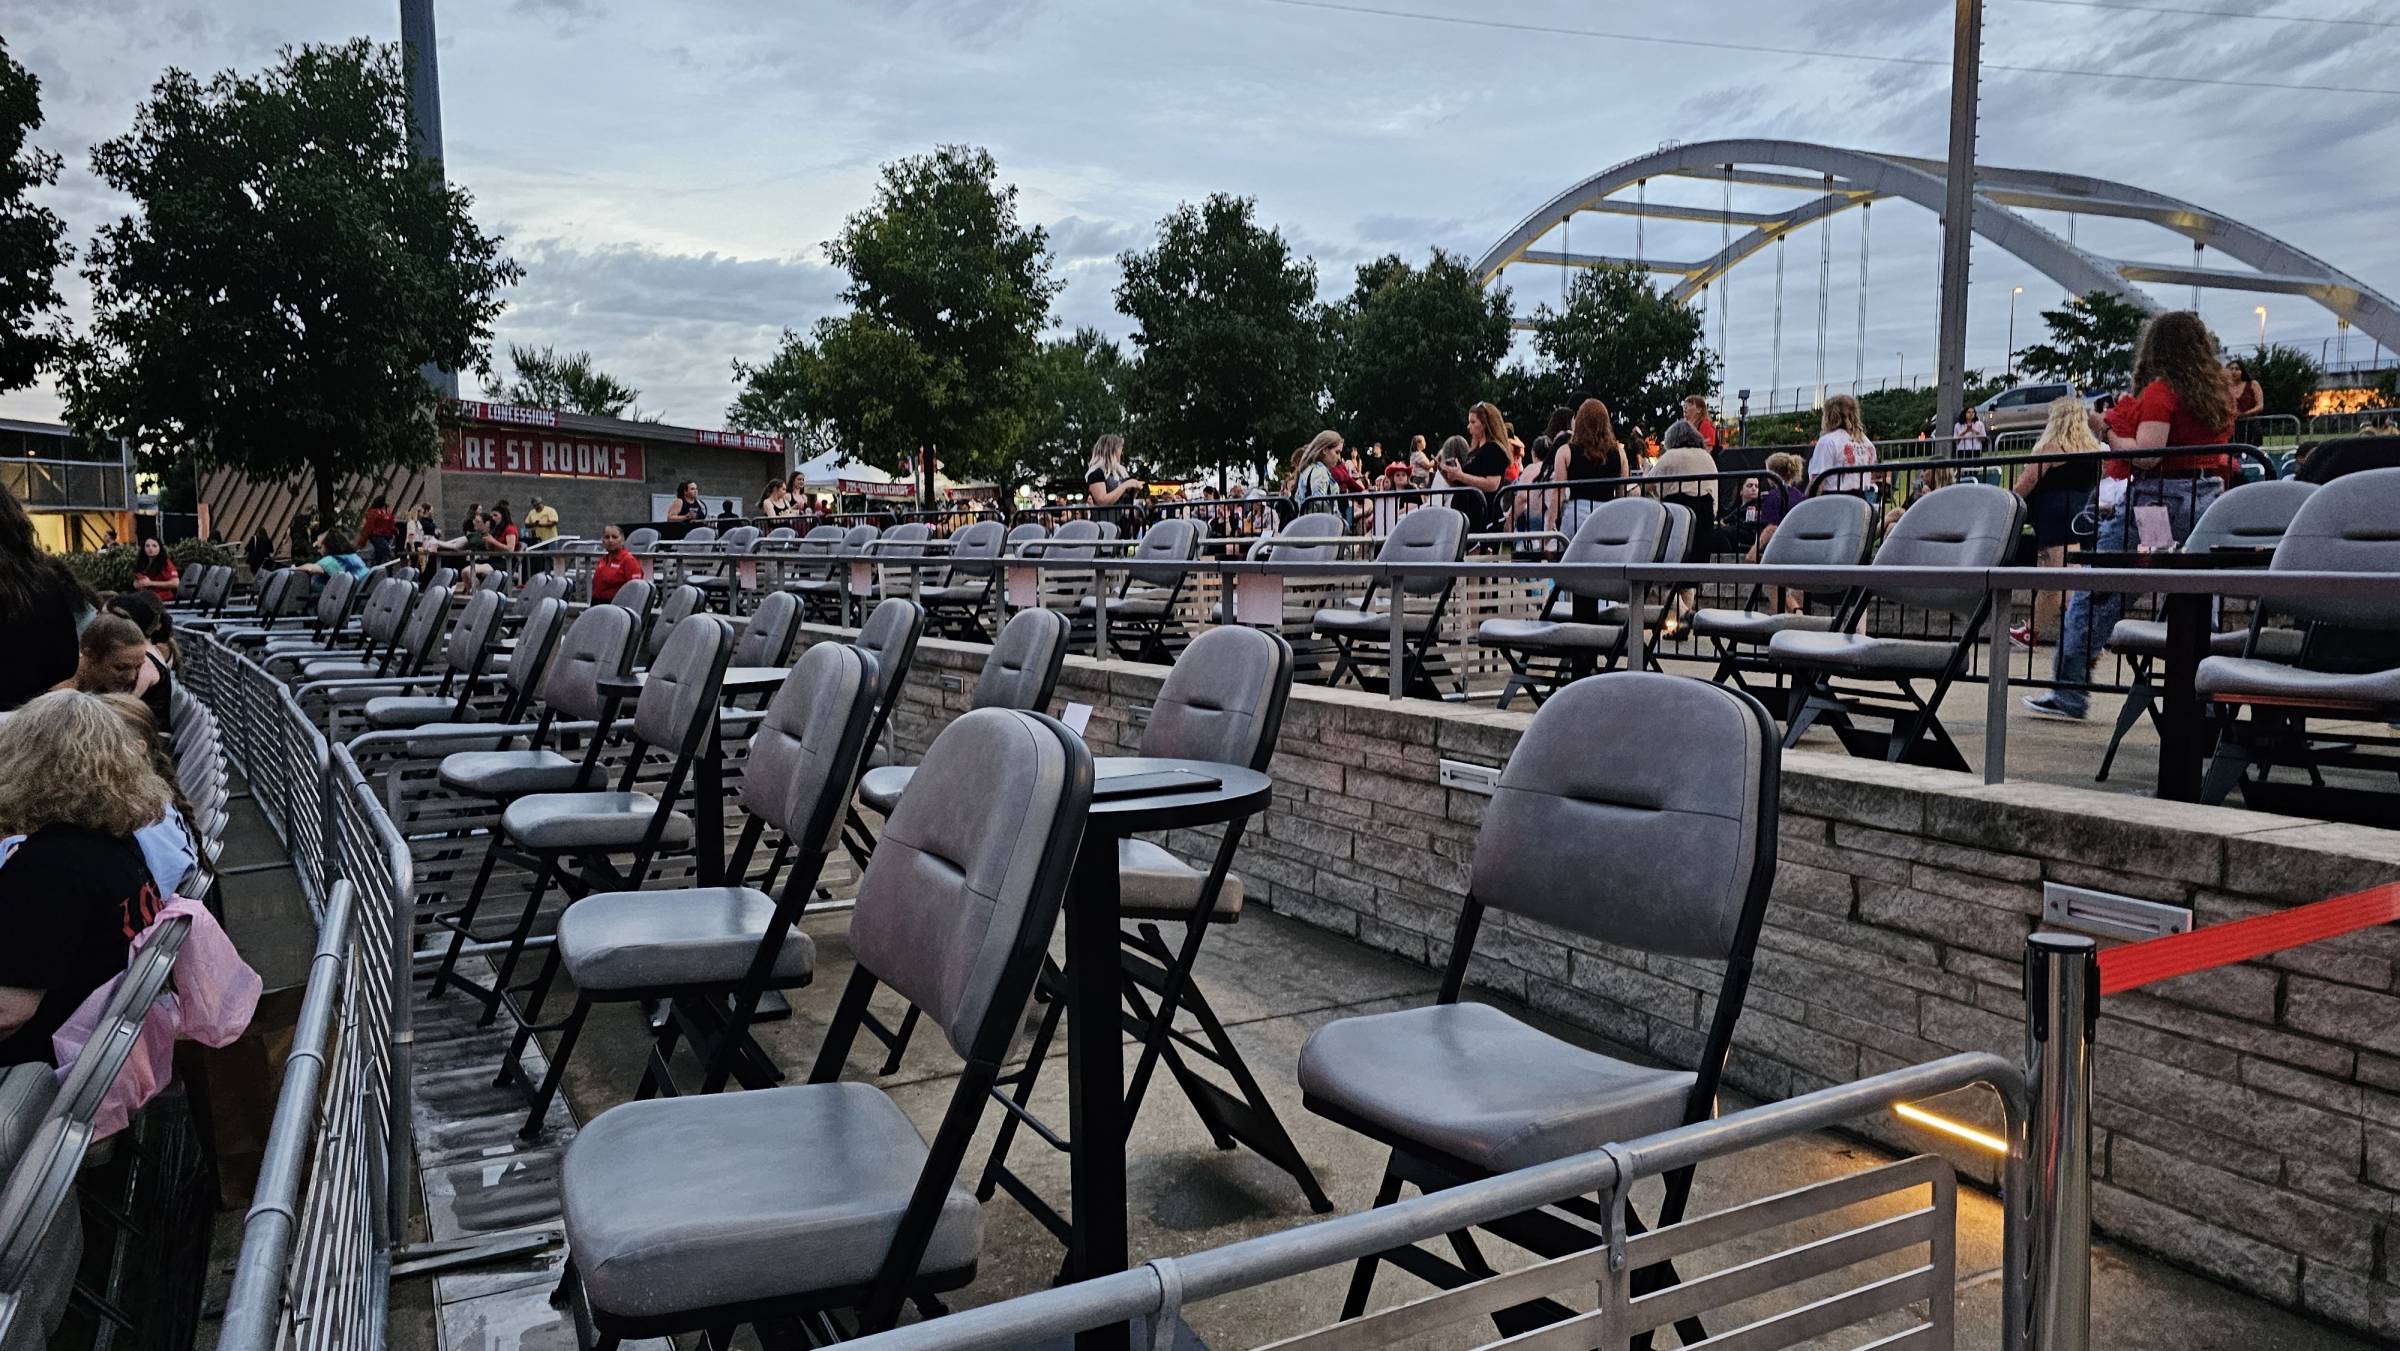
[2023,932,2095,1351]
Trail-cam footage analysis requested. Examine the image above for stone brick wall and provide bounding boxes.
[807,624,2400,1340]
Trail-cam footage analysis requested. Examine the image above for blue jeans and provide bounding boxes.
[2049,476,2220,714]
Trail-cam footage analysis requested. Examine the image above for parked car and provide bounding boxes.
[1977,382,2079,434]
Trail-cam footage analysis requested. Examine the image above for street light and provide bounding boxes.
[2254,305,2268,348]
[2007,286,2023,379]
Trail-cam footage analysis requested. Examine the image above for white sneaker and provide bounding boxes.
[2022,693,2086,721]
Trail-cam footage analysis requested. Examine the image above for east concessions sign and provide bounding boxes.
[444,428,646,480]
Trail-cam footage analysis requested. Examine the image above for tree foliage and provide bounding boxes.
[726,333,841,467]
[2241,343,2319,421]
[740,146,1059,491]
[1116,194,1322,480]
[1021,327,1132,487]
[0,36,71,393]
[1515,266,1717,437]
[1326,250,1512,455]
[59,40,519,522]
[503,343,641,418]
[2015,291,2148,390]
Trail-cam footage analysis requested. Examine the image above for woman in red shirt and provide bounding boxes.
[2030,311,2234,721]
[589,524,645,604]
[131,537,179,598]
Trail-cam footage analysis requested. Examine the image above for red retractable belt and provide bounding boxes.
[2097,882,2400,996]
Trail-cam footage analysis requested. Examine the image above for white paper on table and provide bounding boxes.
[1060,703,1094,738]
[1006,564,1037,610]
[848,561,874,597]
[2133,504,2174,553]
[1234,572,1285,627]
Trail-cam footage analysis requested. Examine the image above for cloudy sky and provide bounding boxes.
[5,0,2395,432]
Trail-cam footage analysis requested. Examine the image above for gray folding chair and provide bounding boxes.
[691,524,761,611]
[606,577,655,629]
[0,1116,89,1351]
[1476,496,1670,706]
[623,526,661,552]
[302,580,452,686]
[1078,516,1204,661]
[1312,506,1468,697]
[977,626,1330,1252]
[853,606,1074,822]
[553,706,1093,1342]
[2094,478,2317,781]
[2199,468,2400,822]
[428,614,734,1024]
[789,523,880,622]
[1692,493,1874,696]
[642,584,705,667]
[408,596,574,744]
[435,602,643,804]
[1769,483,2024,770]
[920,519,1008,638]
[360,587,509,730]
[499,639,883,1137]
[730,589,802,670]
[1300,672,1779,1342]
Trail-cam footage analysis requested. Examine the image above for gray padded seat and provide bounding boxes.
[555,886,814,991]
[436,604,640,798]
[731,591,801,668]
[644,585,705,664]
[1311,507,1468,637]
[853,607,1064,817]
[1075,591,1174,618]
[1257,512,1343,562]
[2197,658,2400,705]
[1686,609,1836,641]
[500,791,695,850]
[1690,494,1873,645]
[790,525,880,596]
[438,749,607,797]
[856,764,909,816]
[560,1081,979,1319]
[361,695,468,728]
[2196,470,2400,709]
[623,527,660,551]
[1767,483,2022,667]
[1763,631,1958,674]
[1314,605,1438,636]
[361,588,506,728]
[1297,1000,1691,1172]
[1118,837,1240,920]
[1473,617,1625,651]
[2105,619,2304,660]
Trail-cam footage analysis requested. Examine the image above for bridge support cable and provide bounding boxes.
[1855,201,1872,390]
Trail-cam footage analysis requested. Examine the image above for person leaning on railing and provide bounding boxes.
[2009,395,2104,650]
[0,690,173,1066]
[2027,310,2238,722]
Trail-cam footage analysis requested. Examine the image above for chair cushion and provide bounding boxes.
[300,659,381,680]
[1299,1002,1694,1172]
[557,887,814,992]
[502,791,693,850]
[1767,630,1959,675]
[2196,657,2400,707]
[363,695,471,729]
[2106,619,2305,660]
[1475,618,1625,653]
[439,749,606,798]
[561,1082,980,1320]
[1314,607,1436,637]
[787,578,844,596]
[922,584,989,606]
[857,764,912,816]
[1689,609,1837,644]
[1118,838,1242,922]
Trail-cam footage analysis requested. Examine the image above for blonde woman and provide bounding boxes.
[0,690,173,1064]
[1084,434,1145,514]
[2009,395,2103,648]
[1285,430,1345,516]
[1808,394,1878,495]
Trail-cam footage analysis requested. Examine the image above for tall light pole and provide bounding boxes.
[2254,305,2268,349]
[1931,0,1986,448]
[401,0,460,397]
[2007,285,2022,378]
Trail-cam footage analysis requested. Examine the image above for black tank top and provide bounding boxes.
[1564,445,1623,501]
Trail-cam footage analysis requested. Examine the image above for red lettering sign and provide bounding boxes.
[443,429,645,481]
[695,428,785,453]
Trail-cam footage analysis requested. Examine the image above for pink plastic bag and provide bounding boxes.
[51,897,262,1139]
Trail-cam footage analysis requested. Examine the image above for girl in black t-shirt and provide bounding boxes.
[0,691,172,1066]
[1083,433,1146,526]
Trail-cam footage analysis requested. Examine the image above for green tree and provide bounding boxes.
[2015,291,2148,390]
[2240,343,2319,421]
[1523,266,1716,437]
[0,36,71,393]
[1116,193,1322,484]
[59,41,518,524]
[738,146,1059,497]
[1326,250,1512,456]
[502,343,641,418]
[1021,327,1132,487]
[726,333,841,466]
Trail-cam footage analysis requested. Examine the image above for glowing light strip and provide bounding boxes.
[1893,1102,2009,1155]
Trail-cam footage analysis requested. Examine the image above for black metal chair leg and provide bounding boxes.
[1338,1161,1407,1320]
[974,963,1069,1203]
[478,856,557,1028]
[2096,661,2157,783]
[496,942,565,1086]
[428,839,505,999]
[519,995,591,1140]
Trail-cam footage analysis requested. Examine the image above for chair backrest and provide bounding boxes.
[2266,467,2400,629]
[1258,512,1343,564]
[848,707,1093,1059]
[1095,521,1122,541]
[1472,672,1778,964]
[1006,523,1048,554]
[1867,483,2023,615]
[1048,518,1103,561]
[645,584,704,663]
[1658,501,1695,564]
[623,526,661,551]
[880,523,933,555]
[506,597,571,700]
[1758,493,1874,568]
[973,608,1071,714]
[356,577,414,646]
[313,569,359,632]
[511,570,570,616]
[763,525,799,544]
[681,525,720,548]
[1376,506,1468,597]
[1140,625,1294,772]
[396,585,454,674]
[839,524,882,552]
[0,1115,91,1346]
[855,597,927,721]
[731,589,801,668]
[633,612,733,757]
[738,640,877,839]
[253,567,300,623]
[1556,497,1669,602]
[442,588,507,676]
[795,524,846,558]
[944,520,1007,579]
[196,565,232,610]
[718,525,762,553]
[1126,517,1203,588]
[542,602,643,722]
[609,578,655,625]
[173,568,199,601]
[2186,478,2318,554]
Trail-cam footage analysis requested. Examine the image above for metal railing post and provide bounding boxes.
[1386,567,1405,701]
[2022,932,2095,1351]
[1985,584,2012,784]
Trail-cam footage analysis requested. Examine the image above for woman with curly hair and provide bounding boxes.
[0,690,172,1064]
[2030,310,2235,721]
